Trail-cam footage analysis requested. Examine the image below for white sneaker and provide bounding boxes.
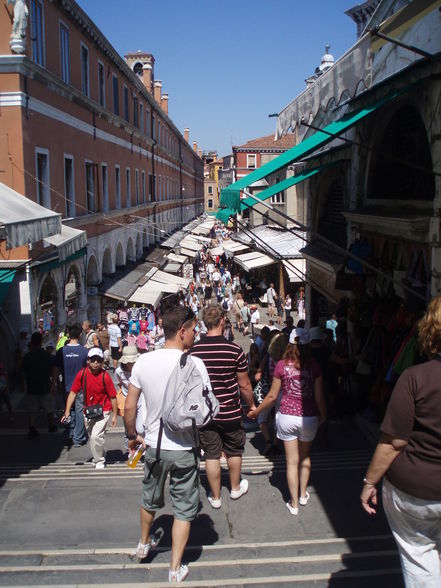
[230,478,248,500]
[169,564,189,583]
[208,495,222,509]
[95,461,106,470]
[286,501,299,515]
[299,491,310,506]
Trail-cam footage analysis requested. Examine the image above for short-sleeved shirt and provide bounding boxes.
[381,359,441,500]
[130,349,211,450]
[71,368,116,411]
[108,323,121,347]
[191,335,248,425]
[22,348,54,396]
[273,359,321,417]
[266,287,276,305]
[56,343,88,393]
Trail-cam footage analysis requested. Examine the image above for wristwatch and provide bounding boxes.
[127,433,137,441]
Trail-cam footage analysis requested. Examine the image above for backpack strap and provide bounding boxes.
[147,417,164,480]
[81,368,88,407]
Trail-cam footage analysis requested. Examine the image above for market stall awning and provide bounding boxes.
[163,262,182,274]
[283,259,306,283]
[145,267,191,289]
[234,251,275,272]
[210,245,224,257]
[222,239,249,254]
[180,248,197,260]
[128,284,163,308]
[100,261,156,301]
[166,252,188,264]
[221,83,418,212]
[43,224,87,262]
[180,239,203,251]
[0,182,62,249]
[0,268,16,307]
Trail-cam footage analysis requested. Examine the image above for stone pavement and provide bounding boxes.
[0,305,403,586]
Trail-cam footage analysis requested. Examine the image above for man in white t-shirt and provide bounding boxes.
[124,307,211,584]
[266,283,276,318]
[107,314,122,370]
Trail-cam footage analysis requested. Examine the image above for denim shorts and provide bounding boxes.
[142,447,199,522]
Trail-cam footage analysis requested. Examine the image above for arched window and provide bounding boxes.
[133,61,143,76]
[370,105,434,200]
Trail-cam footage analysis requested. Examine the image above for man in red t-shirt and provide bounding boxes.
[62,347,117,469]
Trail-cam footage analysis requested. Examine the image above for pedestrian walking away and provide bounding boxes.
[124,307,212,583]
[54,324,88,447]
[62,347,118,469]
[191,304,256,511]
[361,296,441,588]
[248,327,326,515]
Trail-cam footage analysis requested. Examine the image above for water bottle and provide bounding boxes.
[127,445,143,468]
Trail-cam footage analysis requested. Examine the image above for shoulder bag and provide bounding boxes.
[82,369,105,419]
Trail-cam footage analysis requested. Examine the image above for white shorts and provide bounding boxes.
[276,413,319,442]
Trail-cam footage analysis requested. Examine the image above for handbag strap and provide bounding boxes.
[81,368,88,407]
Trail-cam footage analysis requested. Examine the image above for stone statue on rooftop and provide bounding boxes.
[8,0,29,54]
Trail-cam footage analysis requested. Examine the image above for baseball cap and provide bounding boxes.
[87,347,104,360]
[289,327,310,345]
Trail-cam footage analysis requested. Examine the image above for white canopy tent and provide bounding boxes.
[282,259,306,283]
[43,224,87,261]
[234,251,275,272]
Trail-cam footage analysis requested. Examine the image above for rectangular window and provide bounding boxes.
[64,155,75,217]
[208,185,213,194]
[141,170,146,203]
[115,165,121,209]
[158,121,161,145]
[247,154,256,169]
[35,148,50,208]
[208,199,213,209]
[158,176,162,202]
[148,172,152,201]
[152,115,156,140]
[139,103,144,133]
[30,0,45,67]
[101,164,108,212]
[123,85,129,122]
[270,192,285,205]
[126,168,131,207]
[112,75,119,115]
[98,61,105,107]
[85,161,95,213]
[146,109,150,136]
[133,96,138,128]
[135,169,139,205]
[81,43,89,97]
[59,22,70,83]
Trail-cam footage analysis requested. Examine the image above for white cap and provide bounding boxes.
[289,327,310,345]
[87,347,104,359]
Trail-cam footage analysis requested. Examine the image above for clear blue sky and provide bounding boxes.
[76,0,357,157]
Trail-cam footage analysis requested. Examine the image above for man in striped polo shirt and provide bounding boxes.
[191,304,256,509]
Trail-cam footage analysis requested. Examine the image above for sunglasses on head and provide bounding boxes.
[180,308,195,329]
[89,356,104,363]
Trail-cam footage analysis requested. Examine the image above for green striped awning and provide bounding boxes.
[0,269,16,307]
[220,83,418,212]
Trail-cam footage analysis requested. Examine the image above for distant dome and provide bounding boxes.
[319,44,334,72]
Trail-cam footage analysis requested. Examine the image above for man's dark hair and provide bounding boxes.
[30,331,43,347]
[68,324,82,340]
[162,307,195,340]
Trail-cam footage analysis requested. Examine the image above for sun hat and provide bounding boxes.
[289,327,310,345]
[309,326,325,341]
[120,345,139,364]
[87,347,104,360]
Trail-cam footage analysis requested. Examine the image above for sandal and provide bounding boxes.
[136,535,158,559]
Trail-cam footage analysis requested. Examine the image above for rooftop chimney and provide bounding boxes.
[143,63,153,94]
[198,149,202,159]
[184,128,189,143]
[161,93,169,115]
[154,80,162,105]
[193,141,198,153]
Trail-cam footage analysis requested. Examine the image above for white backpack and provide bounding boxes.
[148,353,219,477]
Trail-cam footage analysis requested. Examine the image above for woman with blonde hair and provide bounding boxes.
[248,328,326,514]
[361,296,441,587]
